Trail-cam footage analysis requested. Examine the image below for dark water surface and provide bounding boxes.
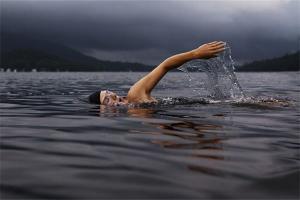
[1,72,299,199]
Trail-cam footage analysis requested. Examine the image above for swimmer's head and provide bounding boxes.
[89,90,127,105]
[100,90,127,106]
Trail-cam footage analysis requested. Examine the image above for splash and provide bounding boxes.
[178,43,245,101]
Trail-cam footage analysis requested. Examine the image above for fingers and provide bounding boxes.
[208,41,218,45]
[209,42,226,57]
[210,42,225,51]
[211,41,225,47]
[213,47,225,54]
[208,41,225,46]
[209,47,225,58]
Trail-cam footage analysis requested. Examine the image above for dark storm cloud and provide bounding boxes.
[1,0,299,64]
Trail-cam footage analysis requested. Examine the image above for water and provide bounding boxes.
[178,43,244,100]
[1,72,299,199]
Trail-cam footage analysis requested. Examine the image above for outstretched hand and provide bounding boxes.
[192,41,226,59]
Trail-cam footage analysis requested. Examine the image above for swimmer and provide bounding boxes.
[89,41,225,105]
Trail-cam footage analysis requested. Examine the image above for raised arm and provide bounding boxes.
[127,41,225,102]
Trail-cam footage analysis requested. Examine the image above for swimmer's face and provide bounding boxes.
[100,90,127,106]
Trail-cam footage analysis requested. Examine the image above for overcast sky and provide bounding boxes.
[1,0,299,65]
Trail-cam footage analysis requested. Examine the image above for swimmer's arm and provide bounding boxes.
[127,52,193,101]
[127,41,225,100]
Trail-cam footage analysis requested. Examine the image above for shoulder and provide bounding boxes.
[127,87,156,104]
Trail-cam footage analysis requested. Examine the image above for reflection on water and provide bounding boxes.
[127,108,226,178]
[150,121,222,149]
[1,72,299,199]
[127,107,158,118]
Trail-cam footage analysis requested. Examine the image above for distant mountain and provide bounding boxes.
[0,32,153,71]
[237,51,300,72]
[2,49,89,71]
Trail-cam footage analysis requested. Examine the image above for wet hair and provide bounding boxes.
[88,91,101,104]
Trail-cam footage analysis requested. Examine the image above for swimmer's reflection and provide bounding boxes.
[97,106,225,175]
[149,120,226,176]
[97,106,224,151]
[97,106,223,150]
[127,107,158,118]
[151,121,223,150]
[124,107,224,151]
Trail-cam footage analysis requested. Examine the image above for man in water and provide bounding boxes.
[89,41,225,106]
